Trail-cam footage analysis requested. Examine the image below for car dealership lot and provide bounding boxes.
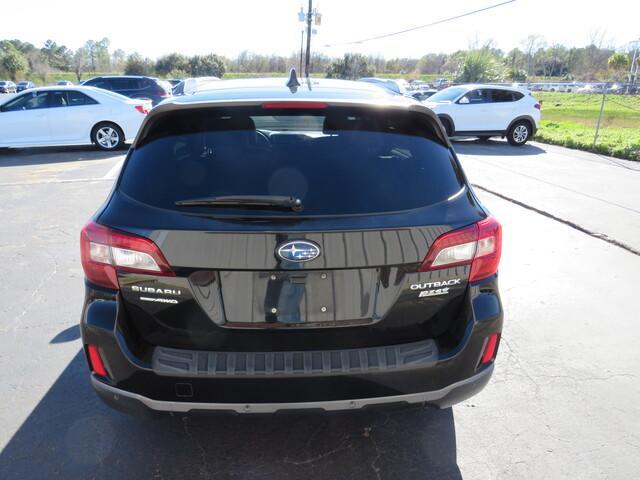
[0,144,639,479]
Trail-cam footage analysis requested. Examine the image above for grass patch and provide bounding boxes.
[534,92,640,161]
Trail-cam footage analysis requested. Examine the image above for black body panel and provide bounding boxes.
[80,94,503,413]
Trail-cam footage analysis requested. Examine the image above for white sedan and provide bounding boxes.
[0,86,151,151]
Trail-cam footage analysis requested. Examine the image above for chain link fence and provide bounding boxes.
[534,89,640,161]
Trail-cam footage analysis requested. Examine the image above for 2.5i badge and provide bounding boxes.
[419,288,450,298]
[410,278,462,298]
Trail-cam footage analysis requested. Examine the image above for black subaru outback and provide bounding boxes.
[80,77,503,415]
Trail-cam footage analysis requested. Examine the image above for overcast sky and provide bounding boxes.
[4,0,639,58]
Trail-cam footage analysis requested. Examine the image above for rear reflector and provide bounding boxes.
[262,102,328,109]
[134,104,149,114]
[80,221,174,290]
[87,344,108,377]
[480,333,500,365]
[419,216,502,282]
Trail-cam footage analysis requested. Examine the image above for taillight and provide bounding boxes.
[262,102,328,109]
[87,344,108,377]
[419,217,502,282]
[80,221,174,290]
[155,84,171,97]
[134,104,149,114]
[479,333,500,365]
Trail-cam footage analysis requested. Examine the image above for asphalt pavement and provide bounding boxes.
[0,142,639,479]
[456,139,640,253]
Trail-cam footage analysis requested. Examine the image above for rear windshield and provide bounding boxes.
[119,106,462,217]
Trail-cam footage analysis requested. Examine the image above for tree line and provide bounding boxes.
[0,36,636,83]
[0,38,227,82]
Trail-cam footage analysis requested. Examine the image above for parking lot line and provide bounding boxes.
[0,178,113,187]
[103,159,124,179]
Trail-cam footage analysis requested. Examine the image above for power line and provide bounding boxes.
[323,0,518,48]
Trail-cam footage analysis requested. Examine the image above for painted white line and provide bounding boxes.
[103,159,124,179]
[0,178,113,187]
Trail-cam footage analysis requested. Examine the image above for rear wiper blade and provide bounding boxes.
[174,195,304,212]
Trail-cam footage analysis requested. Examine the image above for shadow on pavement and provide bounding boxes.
[452,138,546,157]
[50,325,81,344]
[0,146,126,168]
[0,351,462,480]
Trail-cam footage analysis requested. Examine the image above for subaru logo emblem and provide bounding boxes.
[276,240,321,263]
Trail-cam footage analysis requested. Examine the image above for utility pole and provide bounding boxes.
[629,39,640,92]
[299,30,304,73]
[297,2,321,77]
[593,85,606,150]
[304,0,313,77]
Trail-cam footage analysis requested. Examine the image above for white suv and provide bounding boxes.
[424,84,541,146]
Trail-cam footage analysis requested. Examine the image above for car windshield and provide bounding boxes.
[427,87,468,102]
[119,106,462,217]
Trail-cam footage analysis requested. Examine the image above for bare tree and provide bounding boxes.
[28,51,51,84]
[72,48,89,82]
[521,34,546,76]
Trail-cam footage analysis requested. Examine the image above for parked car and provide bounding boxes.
[0,86,151,150]
[433,78,451,89]
[81,75,172,105]
[0,80,17,93]
[577,83,605,94]
[357,77,410,95]
[56,80,74,86]
[540,83,559,92]
[607,83,623,94]
[409,80,431,90]
[425,84,541,145]
[409,89,438,101]
[79,76,503,416]
[172,76,220,96]
[16,81,36,92]
[166,78,183,88]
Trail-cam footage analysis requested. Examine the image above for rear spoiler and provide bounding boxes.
[133,99,451,149]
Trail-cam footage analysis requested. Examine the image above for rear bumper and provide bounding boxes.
[81,279,503,414]
[92,364,493,414]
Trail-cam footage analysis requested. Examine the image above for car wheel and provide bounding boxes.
[439,117,453,137]
[507,121,531,146]
[92,123,125,151]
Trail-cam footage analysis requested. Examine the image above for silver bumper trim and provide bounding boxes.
[91,365,493,414]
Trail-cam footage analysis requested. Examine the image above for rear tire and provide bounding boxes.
[91,122,125,151]
[507,121,531,146]
[439,117,453,137]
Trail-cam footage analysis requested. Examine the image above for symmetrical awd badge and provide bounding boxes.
[276,240,321,262]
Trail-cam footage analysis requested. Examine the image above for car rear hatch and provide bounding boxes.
[91,103,487,354]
